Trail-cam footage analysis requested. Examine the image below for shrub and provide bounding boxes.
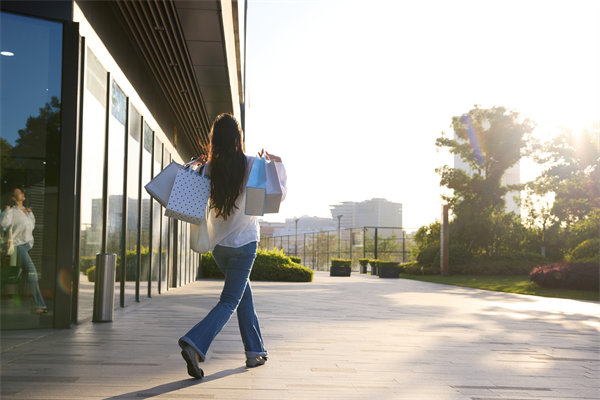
[530,262,600,291]
[402,261,438,275]
[200,252,222,278]
[331,258,351,268]
[378,261,402,278]
[86,266,96,282]
[289,256,302,264]
[568,238,600,264]
[451,252,547,275]
[417,245,440,267]
[201,249,313,282]
[358,258,369,268]
[79,256,95,274]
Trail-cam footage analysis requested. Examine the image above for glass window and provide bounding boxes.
[151,136,162,296]
[0,11,63,328]
[126,106,141,304]
[161,149,170,291]
[77,47,106,323]
[108,80,126,309]
[141,122,152,296]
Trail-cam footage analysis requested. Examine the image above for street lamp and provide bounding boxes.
[294,218,299,256]
[337,214,343,258]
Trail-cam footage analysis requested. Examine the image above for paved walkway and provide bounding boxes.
[1,272,599,399]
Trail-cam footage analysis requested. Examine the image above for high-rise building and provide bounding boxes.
[330,198,403,231]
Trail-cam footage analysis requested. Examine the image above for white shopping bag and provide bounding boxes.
[264,160,283,213]
[164,165,211,224]
[144,161,181,207]
[190,219,211,254]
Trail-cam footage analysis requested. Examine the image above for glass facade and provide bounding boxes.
[1,11,63,329]
[1,6,204,329]
[77,48,106,323]
[126,106,141,305]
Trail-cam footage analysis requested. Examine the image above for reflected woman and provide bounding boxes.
[1,187,48,314]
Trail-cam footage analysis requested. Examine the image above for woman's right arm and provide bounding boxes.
[0,207,13,228]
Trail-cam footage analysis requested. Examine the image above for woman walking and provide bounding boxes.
[178,113,286,379]
[1,187,48,314]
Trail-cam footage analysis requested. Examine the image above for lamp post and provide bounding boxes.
[295,218,299,256]
[337,214,343,258]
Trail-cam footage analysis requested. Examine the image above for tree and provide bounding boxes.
[435,106,534,254]
[533,124,600,226]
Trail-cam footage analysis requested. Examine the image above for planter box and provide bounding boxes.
[330,265,351,276]
[360,265,368,274]
[378,266,401,278]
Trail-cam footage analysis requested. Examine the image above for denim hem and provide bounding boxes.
[178,336,206,362]
[245,350,268,358]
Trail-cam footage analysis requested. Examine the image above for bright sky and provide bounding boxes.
[244,0,600,230]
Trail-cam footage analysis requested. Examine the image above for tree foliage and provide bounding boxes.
[435,106,534,254]
[532,124,600,226]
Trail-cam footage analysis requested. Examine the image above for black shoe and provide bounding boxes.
[32,308,48,314]
[246,356,267,368]
[181,346,204,379]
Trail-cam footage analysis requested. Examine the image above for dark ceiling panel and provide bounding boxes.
[194,65,228,85]
[201,85,232,102]
[113,0,236,155]
[178,9,221,41]
[187,41,227,66]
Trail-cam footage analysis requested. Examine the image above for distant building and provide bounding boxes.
[259,216,336,237]
[329,198,403,232]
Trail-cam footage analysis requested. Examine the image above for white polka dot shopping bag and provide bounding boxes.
[164,165,211,225]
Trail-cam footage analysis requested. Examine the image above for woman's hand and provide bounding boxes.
[258,149,281,162]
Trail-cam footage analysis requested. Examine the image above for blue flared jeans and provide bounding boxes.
[17,243,47,310]
[179,241,267,360]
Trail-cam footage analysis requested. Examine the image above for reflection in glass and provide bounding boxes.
[141,122,152,295]
[126,106,141,304]
[161,149,170,291]
[1,11,63,328]
[151,136,162,295]
[108,80,126,310]
[77,48,106,323]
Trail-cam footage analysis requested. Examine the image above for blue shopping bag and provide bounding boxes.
[245,157,267,216]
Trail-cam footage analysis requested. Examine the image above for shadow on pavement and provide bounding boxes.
[104,367,247,399]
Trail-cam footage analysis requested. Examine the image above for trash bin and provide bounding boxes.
[93,253,116,322]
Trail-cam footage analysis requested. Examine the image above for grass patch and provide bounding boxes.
[400,274,599,301]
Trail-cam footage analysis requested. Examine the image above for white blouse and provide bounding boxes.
[0,206,36,247]
[206,155,287,249]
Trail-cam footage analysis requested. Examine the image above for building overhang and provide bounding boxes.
[113,0,243,155]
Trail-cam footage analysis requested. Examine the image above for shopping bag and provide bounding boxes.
[245,157,267,216]
[164,165,211,224]
[144,161,181,207]
[264,160,283,213]
[190,219,211,254]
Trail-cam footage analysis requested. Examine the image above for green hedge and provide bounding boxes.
[201,249,313,282]
[331,258,351,268]
[85,248,151,282]
[402,261,438,275]
[289,256,302,264]
[567,238,600,264]
[378,261,402,278]
[358,258,369,267]
[453,252,548,275]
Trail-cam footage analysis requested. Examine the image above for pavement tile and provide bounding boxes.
[1,272,599,399]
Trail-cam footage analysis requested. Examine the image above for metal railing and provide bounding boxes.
[259,227,417,270]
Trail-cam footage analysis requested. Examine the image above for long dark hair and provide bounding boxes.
[208,113,246,219]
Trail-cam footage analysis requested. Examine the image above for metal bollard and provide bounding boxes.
[93,253,116,322]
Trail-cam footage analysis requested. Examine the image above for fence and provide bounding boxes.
[259,227,417,271]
